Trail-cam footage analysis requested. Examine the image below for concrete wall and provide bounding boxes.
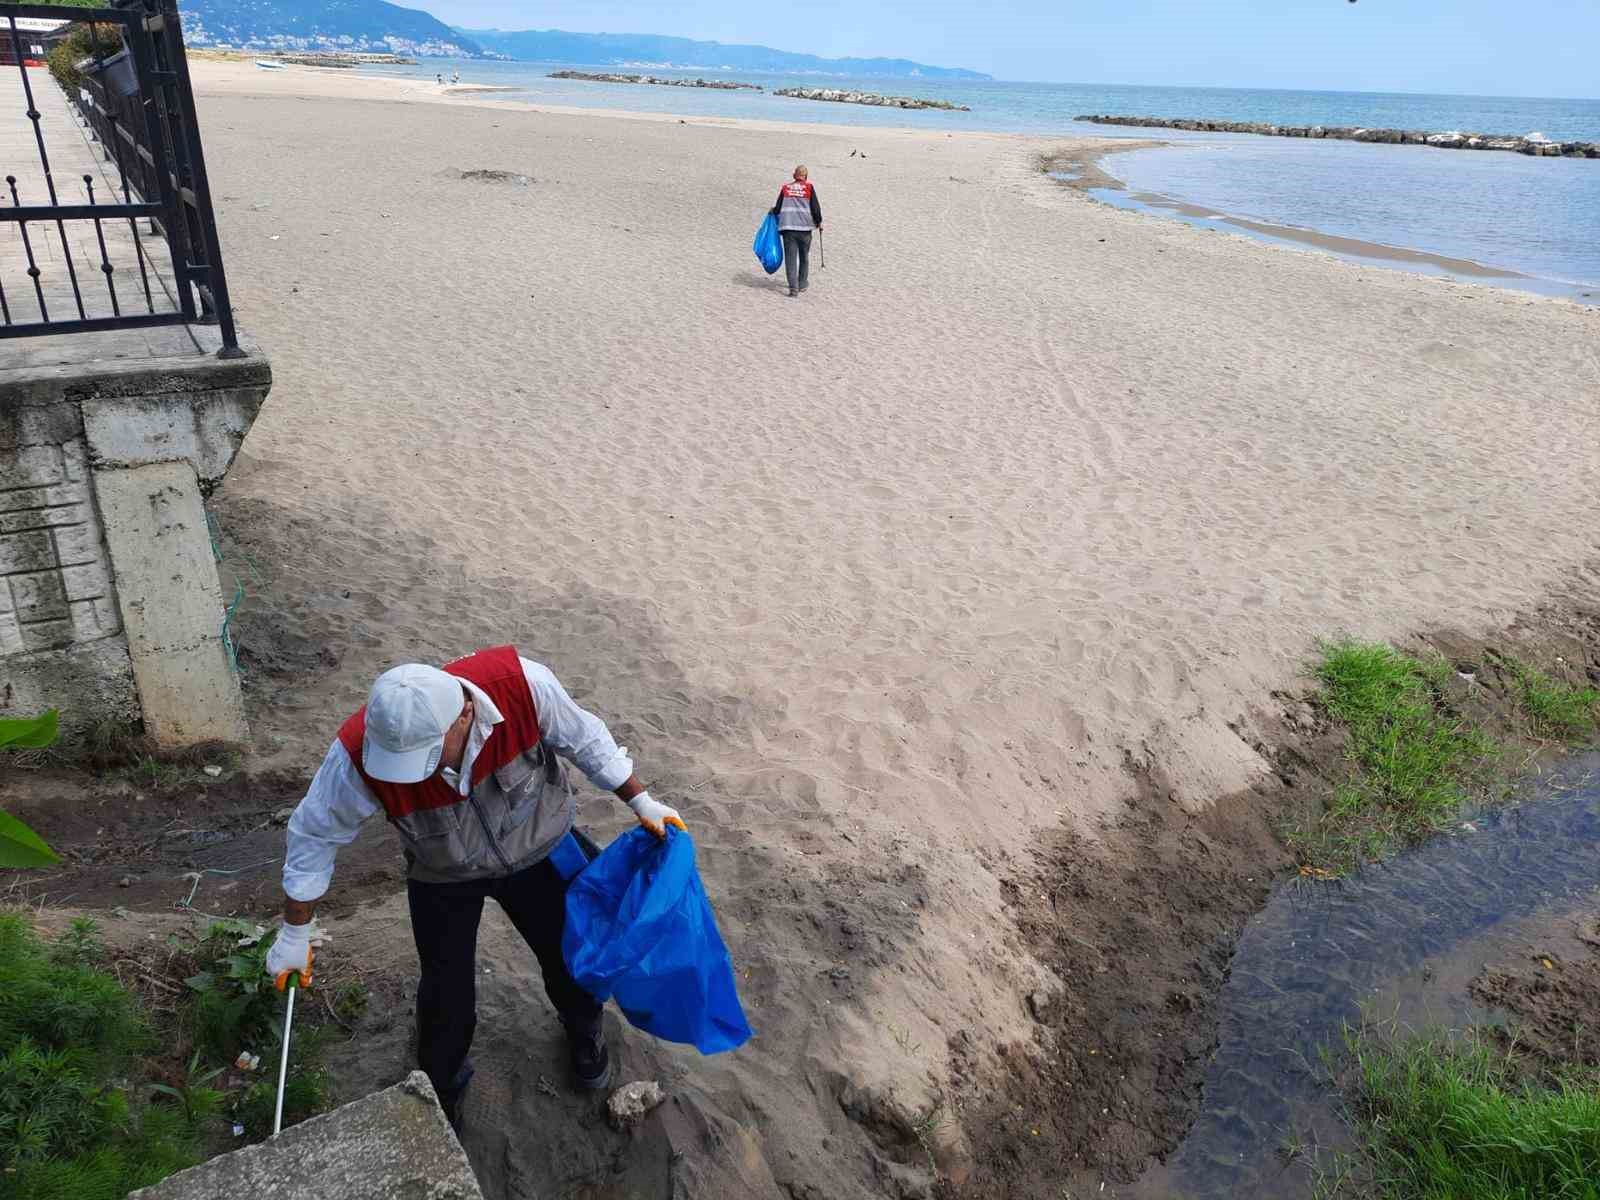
[127,1072,484,1200]
[0,336,269,746]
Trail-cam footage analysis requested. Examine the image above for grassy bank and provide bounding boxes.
[1288,639,1599,874]
[1316,1021,1600,1200]
[0,915,199,1198]
[0,913,333,1198]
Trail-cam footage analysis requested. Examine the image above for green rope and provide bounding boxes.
[206,510,259,676]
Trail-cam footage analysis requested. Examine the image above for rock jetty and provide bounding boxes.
[549,70,761,91]
[1076,115,1600,158]
[775,87,970,112]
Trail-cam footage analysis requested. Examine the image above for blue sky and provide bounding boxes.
[418,1,1598,98]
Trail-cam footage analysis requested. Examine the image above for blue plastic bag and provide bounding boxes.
[753,212,783,274]
[563,827,753,1055]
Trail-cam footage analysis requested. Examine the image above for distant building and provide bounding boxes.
[0,16,70,66]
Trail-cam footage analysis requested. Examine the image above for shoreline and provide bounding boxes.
[1041,142,1598,304]
[191,59,1597,305]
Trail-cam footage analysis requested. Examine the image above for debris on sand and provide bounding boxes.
[607,1079,667,1130]
[457,169,533,186]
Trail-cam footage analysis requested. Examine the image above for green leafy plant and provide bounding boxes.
[149,1050,226,1128]
[47,916,104,971]
[184,919,280,1062]
[232,1063,329,1138]
[0,915,199,1197]
[1,713,62,868]
[44,18,125,91]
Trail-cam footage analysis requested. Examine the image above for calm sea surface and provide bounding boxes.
[370,61,1600,291]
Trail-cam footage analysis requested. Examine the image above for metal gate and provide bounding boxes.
[1,0,239,354]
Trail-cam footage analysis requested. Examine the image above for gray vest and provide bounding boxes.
[392,741,575,884]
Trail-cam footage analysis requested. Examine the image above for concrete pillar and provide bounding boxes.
[1,332,269,744]
[94,461,247,747]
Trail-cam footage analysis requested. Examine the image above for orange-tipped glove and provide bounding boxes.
[628,791,686,839]
[265,920,316,991]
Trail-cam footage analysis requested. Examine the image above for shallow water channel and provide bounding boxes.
[1122,752,1600,1199]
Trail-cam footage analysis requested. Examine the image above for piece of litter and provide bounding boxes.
[232,1124,244,1137]
[235,1051,261,1071]
[1541,957,1555,969]
[203,765,223,778]
[607,1080,666,1130]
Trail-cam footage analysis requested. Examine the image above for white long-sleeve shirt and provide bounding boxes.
[283,657,634,902]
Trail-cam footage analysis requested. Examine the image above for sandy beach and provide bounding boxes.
[178,58,1600,1196]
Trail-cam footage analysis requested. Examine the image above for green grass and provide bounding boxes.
[1503,657,1600,742]
[1290,640,1497,872]
[0,915,201,1200]
[1318,1024,1600,1200]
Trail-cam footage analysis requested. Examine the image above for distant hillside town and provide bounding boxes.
[178,0,483,58]
[172,0,989,79]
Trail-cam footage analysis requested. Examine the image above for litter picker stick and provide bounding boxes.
[818,228,825,269]
[272,974,300,1136]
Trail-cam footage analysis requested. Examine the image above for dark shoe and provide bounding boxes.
[566,1023,612,1091]
[436,1059,474,1135]
[799,284,809,292]
[440,1088,467,1135]
[787,289,798,297]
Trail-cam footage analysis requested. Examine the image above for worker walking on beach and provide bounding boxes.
[264,645,686,1131]
[771,165,823,297]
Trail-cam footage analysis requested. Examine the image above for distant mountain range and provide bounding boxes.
[173,0,987,79]
[178,0,482,58]
[459,28,990,80]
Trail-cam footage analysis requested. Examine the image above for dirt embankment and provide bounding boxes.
[947,577,1600,1198]
[1473,913,1600,1069]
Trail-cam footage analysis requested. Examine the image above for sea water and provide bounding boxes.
[372,61,1600,291]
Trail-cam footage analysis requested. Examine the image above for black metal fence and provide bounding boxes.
[1,0,240,355]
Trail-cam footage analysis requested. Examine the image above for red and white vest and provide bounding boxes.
[339,645,574,882]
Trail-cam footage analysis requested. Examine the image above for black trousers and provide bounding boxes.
[781,229,812,293]
[408,855,602,1106]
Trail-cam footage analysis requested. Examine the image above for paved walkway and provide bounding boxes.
[2,61,206,371]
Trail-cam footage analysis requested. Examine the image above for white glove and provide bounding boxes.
[628,790,686,839]
[265,920,318,991]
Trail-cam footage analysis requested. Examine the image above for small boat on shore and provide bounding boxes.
[254,59,287,71]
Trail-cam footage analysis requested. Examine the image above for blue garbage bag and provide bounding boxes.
[563,827,753,1054]
[753,212,783,274]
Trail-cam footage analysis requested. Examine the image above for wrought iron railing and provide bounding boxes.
[1,0,240,355]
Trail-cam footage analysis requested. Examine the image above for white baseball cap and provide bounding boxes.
[363,663,467,783]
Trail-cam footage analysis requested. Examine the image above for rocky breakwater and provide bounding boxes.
[549,70,761,91]
[1076,114,1600,158]
[775,87,970,112]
